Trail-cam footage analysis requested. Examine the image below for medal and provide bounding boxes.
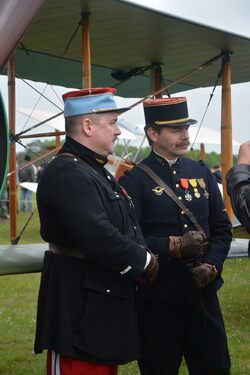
[197,178,209,199]
[180,178,192,201]
[189,179,200,198]
[184,190,192,201]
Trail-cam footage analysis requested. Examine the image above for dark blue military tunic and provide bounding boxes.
[34,136,148,365]
[119,150,232,375]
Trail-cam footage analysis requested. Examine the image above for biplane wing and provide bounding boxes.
[2,0,250,96]
[1,0,250,264]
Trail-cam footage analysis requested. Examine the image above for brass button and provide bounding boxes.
[184,224,188,228]
[178,196,182,200]
[176,184,179,188]
[181,210,184,215]
[173,170,177,175]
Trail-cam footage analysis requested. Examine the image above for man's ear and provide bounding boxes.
[147,127,158,143]
[81,117,93,137]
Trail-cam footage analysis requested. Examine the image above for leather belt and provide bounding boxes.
[49,243,87,259]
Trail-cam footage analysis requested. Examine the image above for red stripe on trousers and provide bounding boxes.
[47,350,118,375]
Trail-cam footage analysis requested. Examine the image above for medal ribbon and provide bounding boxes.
[189,179,198,188]
[180,178,189,189]
[197,178,206,189]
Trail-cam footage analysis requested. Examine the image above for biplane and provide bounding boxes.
[0,0,250,275]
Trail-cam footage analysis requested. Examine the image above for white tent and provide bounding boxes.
[127,125,241,151]
[117,118,144,136]
[189,126,240,147]
[18,107,65,131]
[18,108,138,141]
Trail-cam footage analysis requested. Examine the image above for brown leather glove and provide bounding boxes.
[136,253,159,286]
[169,231,205,259]
[189,262,218,289]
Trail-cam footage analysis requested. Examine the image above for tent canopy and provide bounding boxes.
[18,107,137,140]
[189,126,240,147]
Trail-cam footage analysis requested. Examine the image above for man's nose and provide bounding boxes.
[182,128,190,138]
[115,124,122,136]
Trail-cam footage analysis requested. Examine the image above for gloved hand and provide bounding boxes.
[136,253,159,286]
[169,231,205,259]
[188,262,218,289]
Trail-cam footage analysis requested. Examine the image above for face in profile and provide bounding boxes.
[90,112,122,156]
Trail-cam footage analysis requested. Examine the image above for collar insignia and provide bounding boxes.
[95,158,105,164]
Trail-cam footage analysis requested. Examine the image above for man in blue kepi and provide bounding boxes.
[119,96,232,375]
[34,88,159,375]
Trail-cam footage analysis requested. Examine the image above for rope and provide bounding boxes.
[19,44,64,106]
[13,13,85,138]
[11,210,35,245]
[10,110,63,157]
[9,134,42,158]
[14,111,63,138]
[16,77,63,112]
[128,52,226,110]
[8,145,61,178]
[190,55,226,150]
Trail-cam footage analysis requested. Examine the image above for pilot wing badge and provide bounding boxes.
[152,186,165,196]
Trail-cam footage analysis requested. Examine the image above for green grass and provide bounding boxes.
[0,259,249,374]
[0,192,43,245]
[0,196,250,374]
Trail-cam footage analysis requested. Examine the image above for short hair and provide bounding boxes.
[65,113,101,136]
[145,125,163,146]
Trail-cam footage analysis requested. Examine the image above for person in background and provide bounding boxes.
[119,97,232,375]
[226,140,250,234]
[36,162,48,182]
[34,88,158,375]
[18,154,36,212]
[211,165,222,184]
[0,182,9,220]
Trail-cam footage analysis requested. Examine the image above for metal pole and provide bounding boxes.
[8,56,17,241]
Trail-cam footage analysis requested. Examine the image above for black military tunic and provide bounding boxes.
[227,163,250,234]
[119,150,232,375]
[34,136,148,365]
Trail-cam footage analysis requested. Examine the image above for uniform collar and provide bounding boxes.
[60,136,108,168]
[152,149,179,167]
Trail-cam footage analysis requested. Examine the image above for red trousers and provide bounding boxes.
[47,350,118,375]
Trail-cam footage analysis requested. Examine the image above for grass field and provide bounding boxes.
[0,197,250,374]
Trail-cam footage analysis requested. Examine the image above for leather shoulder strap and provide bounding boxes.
[137,163,206,236]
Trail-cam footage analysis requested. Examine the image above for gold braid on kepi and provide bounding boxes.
[143,97,197,128]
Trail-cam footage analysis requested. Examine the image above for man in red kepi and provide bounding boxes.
[119,97,232,375]
[34,88,158,375]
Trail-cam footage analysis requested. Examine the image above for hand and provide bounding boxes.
[189,262,218,289]
[136,253,159,286]
[237,140,250,165]
[169,231,205,259]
